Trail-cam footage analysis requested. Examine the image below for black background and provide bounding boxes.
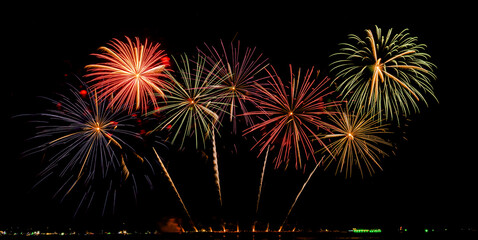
[2,2,476,231]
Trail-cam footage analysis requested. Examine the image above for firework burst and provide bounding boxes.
[150,53,228,149]
[243,65,340,169]
[318,107,391,178]
[330,26,437,122]
[25,82,148,213]
[85,36,170,113]
[199,40,270,131]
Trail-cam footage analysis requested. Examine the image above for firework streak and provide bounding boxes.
[153,147,197,232]
[256,145,269,214]
[279,158,322,232]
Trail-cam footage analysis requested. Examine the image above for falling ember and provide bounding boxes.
[161,56,170,67]
[79,89,88,98]
[152,147,197,232]
[279,158,322,232]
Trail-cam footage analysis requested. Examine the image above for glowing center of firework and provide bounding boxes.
[368,59,384,75]
[288,111,294,116]
[375,60,382,69]
[231,86,236,91]
[346,132,354,140]
[187,98,195,105]
[90,122,104,133]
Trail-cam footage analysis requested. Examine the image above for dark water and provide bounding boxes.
[2,232,478,240]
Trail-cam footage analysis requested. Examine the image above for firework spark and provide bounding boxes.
[85,36,170,113]
[243,65,340,169]
[330,26,437,122]
[199,40,270,131]
[318,107,391,178]
[25,83,146,213]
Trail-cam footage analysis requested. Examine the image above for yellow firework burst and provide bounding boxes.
[319,107,391,178]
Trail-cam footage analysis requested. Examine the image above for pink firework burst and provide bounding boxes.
[243,65,341,169]
[85,36,170,113]
[199,40,270,132]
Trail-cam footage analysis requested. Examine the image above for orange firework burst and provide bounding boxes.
[85,36,170,113]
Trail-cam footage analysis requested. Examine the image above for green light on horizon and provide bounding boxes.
[352,228,382,233]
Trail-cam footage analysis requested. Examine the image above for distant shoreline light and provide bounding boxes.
[349,228,382,233]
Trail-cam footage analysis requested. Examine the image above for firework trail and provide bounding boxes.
[211,130,222,206]
[330,26,437,122]
[256,145,269,214]
[148,54,228,206]
[153,147,197,232]
[319,107,391,178]
[85,36,170,113]
[278,158,322,232]
[199,40,270,132]
[24,82,148,213]
[243,65,340,169]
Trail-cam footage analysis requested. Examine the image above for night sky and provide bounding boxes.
[3,2,476,231]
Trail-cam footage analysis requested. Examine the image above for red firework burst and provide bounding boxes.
[243,65,341,169]
[85,36,170,113]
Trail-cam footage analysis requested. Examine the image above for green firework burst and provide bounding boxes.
[149,54,229,149]
[330,26,437,122]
